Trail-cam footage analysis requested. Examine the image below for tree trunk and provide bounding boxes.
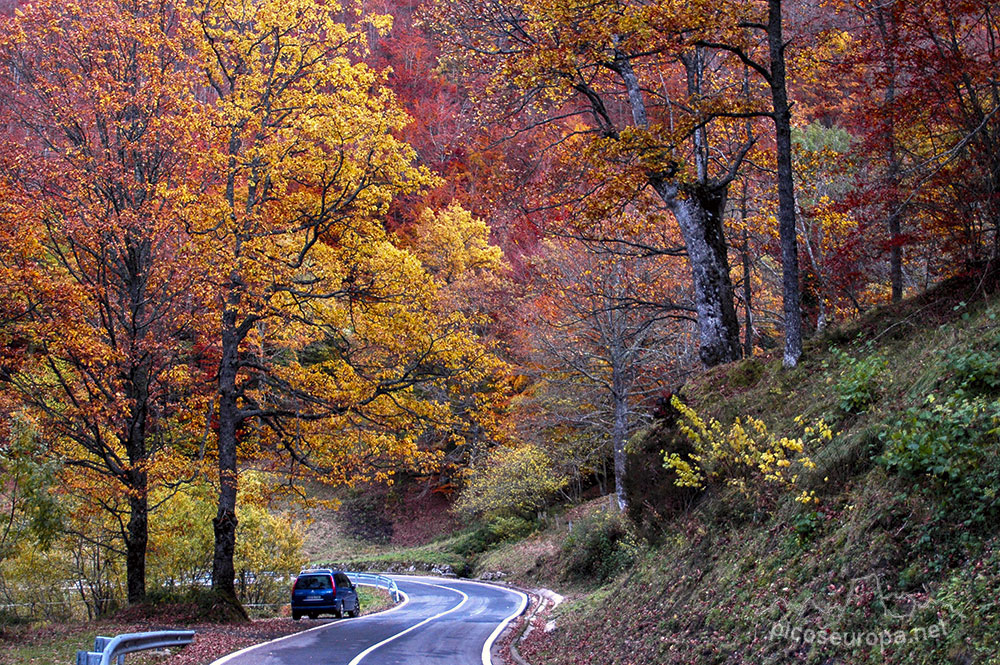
[875,7,904,302]
[122,426,149,604]
[611,392,628,512]
[125,493,148,604]
[212,303,240,603]
[741,183,753,357]
[123,395,149,604]
[616,49,741,368]
[768,0,802,368]
[887,168,903,300]
[212,127,248,615]
[123,308,151,605]
[651,180,741,367]
[609,304,629,512]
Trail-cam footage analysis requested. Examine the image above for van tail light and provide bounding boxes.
[330,575,336,593]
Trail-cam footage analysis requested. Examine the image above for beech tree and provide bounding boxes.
[429,0,764,367]
[0,0,205,604]
[184,0,508,605]
[690,0,808,366]
[767,0,804,367]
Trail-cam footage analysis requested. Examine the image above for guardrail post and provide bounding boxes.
[75,652,100,665]
[91,638,125,664]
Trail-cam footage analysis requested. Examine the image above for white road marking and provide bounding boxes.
[390,576,529,665]
[208,585,411,665]
[209,576,528,665]
[451,579,529,665]
[347,580,470,665]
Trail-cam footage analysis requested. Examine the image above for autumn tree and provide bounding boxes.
[364,0,479,224]
[429,0,770,367]
[790,122,888,329]
[517,229,694,510]
[183,0,508,605]
[407,204,515,469]
[455,443,567,518]
[683,0,814,366]
[845,0,1000,281]
[767,0,804,367]
[869,1,905,302]
[0,0,207,604]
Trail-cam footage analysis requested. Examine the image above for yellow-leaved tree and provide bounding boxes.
[413,204,505,287]
[148,472,306,610]
[456,444,567,519]
[176,0,509,608]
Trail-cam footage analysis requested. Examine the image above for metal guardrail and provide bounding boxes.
[345,571,401,602]
[71,572,395,663]
[75,630,195,665]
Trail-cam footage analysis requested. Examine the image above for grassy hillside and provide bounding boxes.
[510,275,1000,665]
[293,275,999,664]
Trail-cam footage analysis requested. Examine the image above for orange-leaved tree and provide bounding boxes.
[428,0,774,367]
[0,0,208,604]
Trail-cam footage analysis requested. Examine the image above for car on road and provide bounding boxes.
[290,569,361,620]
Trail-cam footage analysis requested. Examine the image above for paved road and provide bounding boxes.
[212,576,527,665]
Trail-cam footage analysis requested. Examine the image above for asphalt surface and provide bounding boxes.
[212,576,527,665]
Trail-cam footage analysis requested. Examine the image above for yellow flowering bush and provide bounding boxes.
[663,396,829,503]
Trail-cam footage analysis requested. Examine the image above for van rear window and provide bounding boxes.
[297,575,333,590]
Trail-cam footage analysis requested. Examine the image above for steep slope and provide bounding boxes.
[518,275,1000,665]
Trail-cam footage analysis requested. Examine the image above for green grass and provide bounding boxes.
[313,532,472,574]
[314,518,544,576]
[357,586,394,615]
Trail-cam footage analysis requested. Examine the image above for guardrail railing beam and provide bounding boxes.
[75,630,195,665]
[346,571,401,602]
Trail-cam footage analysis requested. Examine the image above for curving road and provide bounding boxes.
[211,576,527,665]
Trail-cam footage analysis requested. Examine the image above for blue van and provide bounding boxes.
[291,569,361,620]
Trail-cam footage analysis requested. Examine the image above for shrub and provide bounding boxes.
[625,417,701,540]
[879,392,1000,527]
[663,396,825,504]
[728,357,765,388]
[0,544,76,623]
[486,515,536,543]
[944,345,1000,395]
[562,511,639,583]
[831,346,888,413]
[452,516,535,556]
[790,508,822,548]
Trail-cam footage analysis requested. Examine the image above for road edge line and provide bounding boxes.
[387,575,532,665]
[470,582,528,665]
[347,580,470,665]
[207,585,411,665]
